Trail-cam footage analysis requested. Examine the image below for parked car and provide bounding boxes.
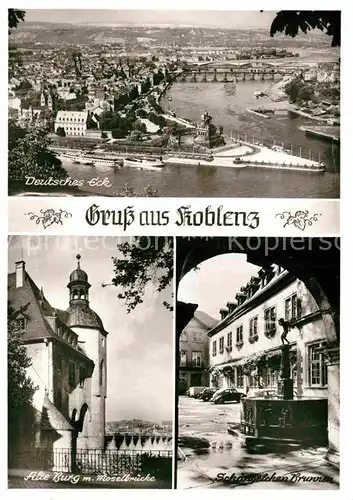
[199,388,217,401]
[246,388,280,399]
[210,388,246,404]
[188,386,208,398]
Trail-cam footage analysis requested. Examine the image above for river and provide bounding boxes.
[62,80,339,198]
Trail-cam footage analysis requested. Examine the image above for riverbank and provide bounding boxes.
[165,143,325,172]
[299,125,340,143]
[247,108,272,118]
[290,108,340,125]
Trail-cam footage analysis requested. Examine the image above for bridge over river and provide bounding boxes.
[176,60,304,83]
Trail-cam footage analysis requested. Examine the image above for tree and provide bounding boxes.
[129,86,139,101]
[136,108,148,119]
[148,112,166,128]
[8,8,26,31]
[86,114,98,130]
[114,183,159,197]
[128,129,142,142]
[297,85,315,102]
[8,120,68,186]
[134,120,148,134]
[8,303,36,450]
[106,237,173,313]
[56,126,66,137]
[269,10,341,47]
[16,79,33,91]
[284,79,303,102]
[170,123,183,146]
[111,128,126,139]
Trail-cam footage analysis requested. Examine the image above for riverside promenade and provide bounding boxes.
[164,140,325,172]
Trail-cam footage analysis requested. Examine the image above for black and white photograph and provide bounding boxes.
[8,9,340,198]
[7,235,174,488]
[176,237,340,489]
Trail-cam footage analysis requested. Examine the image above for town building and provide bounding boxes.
[40,90,53,110]
[8,255,108,460]
[179,310,217,393]
[54,110,88,136]
[208,264,329,401]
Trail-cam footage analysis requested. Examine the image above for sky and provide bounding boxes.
[24,9,276,28]
[178,253,260,320]
[8,235,173,424]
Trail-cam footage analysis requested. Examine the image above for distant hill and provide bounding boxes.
[106,419,172,434]
[9,22,332,50]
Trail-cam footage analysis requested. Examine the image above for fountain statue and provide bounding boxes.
[278,318,291,345]
[238,316,328,449]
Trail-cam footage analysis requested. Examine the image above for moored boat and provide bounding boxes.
[123,157,164,170]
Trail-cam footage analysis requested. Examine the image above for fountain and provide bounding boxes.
[240,319,328,451]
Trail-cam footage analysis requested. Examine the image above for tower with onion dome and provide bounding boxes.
[66,254,108,449]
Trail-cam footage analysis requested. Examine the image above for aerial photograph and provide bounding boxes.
[8,9,340,197]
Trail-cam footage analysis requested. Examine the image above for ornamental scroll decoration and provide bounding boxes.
[275,210,321,231]
[25,209,72,229]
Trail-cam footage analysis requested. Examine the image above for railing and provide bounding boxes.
[179,68,295,75]
[236,159,325,171]
[10,444,173,478]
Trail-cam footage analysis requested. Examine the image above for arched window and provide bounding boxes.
[99,360,104,386]
[79,289,85,300]
[73,289,79,300]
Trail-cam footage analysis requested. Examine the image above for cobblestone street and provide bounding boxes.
[177,396,339,490]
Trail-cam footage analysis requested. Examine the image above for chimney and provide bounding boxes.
[15,261,25,288]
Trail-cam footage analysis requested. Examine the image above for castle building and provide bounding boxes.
[8,255,108,457]
[208,265,329,400]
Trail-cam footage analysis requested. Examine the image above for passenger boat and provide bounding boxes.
[91,156,122,168]
[123,157,164,170]
[59,152,122,168]
[253,90,263,98]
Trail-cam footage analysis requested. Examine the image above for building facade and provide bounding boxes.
[179,310,217,393]
[208,265,329,401]
[54,110,88,136]
[8,255,108,458]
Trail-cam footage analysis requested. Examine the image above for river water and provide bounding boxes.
[63,80,339,198]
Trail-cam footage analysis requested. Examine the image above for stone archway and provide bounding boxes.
[175,237,340,464]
